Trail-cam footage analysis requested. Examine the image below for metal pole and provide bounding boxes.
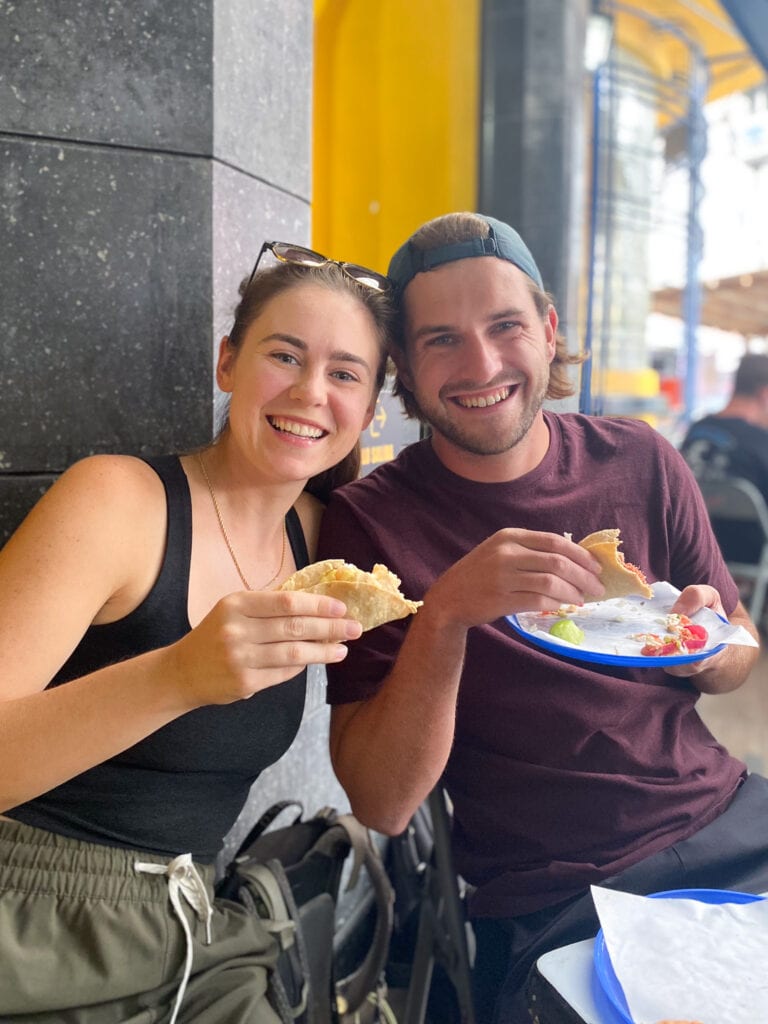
[581,62,604,415]
[682,50,708,425]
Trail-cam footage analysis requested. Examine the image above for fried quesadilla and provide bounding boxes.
[279,559,423,632]
[578,528,653,602]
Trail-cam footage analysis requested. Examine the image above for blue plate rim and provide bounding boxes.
[506,615,726,668]
[592,888,766,1024]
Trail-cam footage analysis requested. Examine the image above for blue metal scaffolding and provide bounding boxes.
[581,2,709,428]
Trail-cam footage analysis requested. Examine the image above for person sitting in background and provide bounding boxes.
[316,212,766,1024]
[0,241,392,1023]
[680,352,768,564]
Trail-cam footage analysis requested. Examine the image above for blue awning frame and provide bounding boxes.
[719,0,768,73]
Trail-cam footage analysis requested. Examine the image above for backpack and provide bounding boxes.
[216,801,396,1024]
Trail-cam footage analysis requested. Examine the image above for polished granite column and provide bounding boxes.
[0,0,311,541]
[480,0,590,357]
[0,1,357,860]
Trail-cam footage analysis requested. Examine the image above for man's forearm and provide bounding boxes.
[693,632,760,693]
[685,603,759,694]
[330,603,468,835]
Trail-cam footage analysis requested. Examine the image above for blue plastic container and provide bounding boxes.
[592,888,765,1024]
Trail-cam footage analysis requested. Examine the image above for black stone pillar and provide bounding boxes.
[0,1,358,865]
[480,0,590,353]
[0,0,313,543]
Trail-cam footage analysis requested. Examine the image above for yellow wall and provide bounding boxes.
[313,1,763,273]
[313,0,480,275]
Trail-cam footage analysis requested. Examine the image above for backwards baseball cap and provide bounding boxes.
[387,213,544,295]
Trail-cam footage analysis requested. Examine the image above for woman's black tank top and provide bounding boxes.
[8,455,309,861]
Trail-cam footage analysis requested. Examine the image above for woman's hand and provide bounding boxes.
[170,589,362,708]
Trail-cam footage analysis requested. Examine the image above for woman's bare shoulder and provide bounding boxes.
[0,454,171,695]
[58,453,163,496]
[6,454,164,542]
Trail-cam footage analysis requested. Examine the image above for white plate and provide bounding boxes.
[505,582,753,668]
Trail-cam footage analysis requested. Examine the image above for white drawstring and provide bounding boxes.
[135,853,213,1024]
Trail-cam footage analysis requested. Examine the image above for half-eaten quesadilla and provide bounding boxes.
[578,528,653,602]
[279,559,423,632]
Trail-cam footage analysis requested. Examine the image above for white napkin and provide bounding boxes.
[591,885,768,1024]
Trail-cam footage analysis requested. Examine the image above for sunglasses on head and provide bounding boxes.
[247,240,390,293]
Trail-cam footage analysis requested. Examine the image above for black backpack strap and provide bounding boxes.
[236,856,311,1022]
[235,801,305,861]
[218,804,394,1022]
[216,802,307,903]
[333,813,395,1017]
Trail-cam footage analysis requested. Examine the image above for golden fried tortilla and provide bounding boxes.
[279,560,423,631]
[578,528,653,602]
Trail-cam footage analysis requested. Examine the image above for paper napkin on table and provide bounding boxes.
[591,885,768,1024]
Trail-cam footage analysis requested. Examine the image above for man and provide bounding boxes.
[317,212,765,1023]
[681,352,768,563]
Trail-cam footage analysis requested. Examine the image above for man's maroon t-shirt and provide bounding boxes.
[318,413,745,917]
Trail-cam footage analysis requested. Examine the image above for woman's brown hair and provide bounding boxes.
[220,259,394,503]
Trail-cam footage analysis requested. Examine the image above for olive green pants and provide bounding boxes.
[0,818,282,1024]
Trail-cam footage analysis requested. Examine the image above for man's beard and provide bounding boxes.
[411,379,547,457]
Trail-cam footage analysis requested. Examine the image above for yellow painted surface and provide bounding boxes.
[313,0,479,275]
[313,2,763,274]
[613,0,765,107]
[599,367,661,398]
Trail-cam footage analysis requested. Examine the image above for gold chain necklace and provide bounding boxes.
[197,452,287,591]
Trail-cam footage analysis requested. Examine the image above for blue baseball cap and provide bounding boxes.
[387,214,544,295]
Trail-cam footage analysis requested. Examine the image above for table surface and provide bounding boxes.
[536,938,604,1023]
[537,891,768,1023]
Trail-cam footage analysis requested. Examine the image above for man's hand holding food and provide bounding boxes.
[423,528,606,630]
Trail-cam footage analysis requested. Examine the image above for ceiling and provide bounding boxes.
[652,268,768,337]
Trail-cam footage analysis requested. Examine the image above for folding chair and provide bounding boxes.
[697,475,768,624]
[395,787,477,1024]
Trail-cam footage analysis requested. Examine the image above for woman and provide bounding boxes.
[0,241,393,1023]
